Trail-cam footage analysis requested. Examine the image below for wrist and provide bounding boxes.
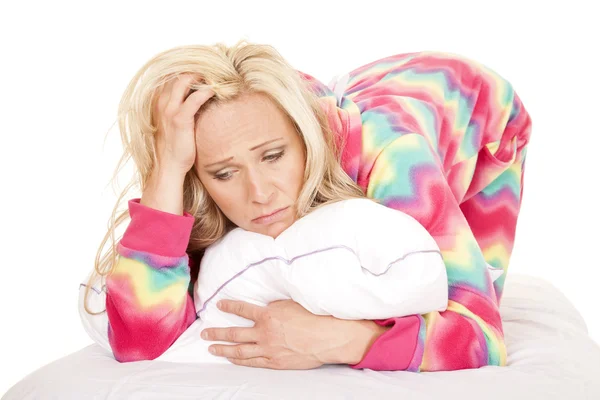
[346,320,390,365]
[150,166,187,186]
[141,168,186,216]
[317,318,389,365]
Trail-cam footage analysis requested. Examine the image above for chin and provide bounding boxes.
[262,221,292,239]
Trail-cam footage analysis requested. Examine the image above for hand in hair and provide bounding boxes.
[153,74,215,176]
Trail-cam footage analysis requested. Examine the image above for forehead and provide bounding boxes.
[195,92,295,153]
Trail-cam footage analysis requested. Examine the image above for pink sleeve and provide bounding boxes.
[350,316,424,371]
[105,198,198,362]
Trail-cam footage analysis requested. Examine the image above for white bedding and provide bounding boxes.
[3,273,600,400]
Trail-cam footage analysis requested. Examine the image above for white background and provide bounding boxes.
[1,0,599,395]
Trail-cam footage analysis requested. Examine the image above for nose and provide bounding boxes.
[246,168,274,204]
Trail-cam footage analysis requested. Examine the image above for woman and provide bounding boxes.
[81,39,531,372]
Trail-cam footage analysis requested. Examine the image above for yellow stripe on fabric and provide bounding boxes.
[112,257,188,310]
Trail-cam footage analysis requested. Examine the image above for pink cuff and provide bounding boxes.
[120,198,195,257]
[350,315,422,371]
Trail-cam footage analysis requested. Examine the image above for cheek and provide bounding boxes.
[294,164,305,192]
[218,191,239,212]
[288,154,306,195]
[201,181,238,216]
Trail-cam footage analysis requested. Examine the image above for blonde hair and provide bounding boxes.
[84,39,365,315]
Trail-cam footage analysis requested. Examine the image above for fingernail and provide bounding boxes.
[209,347,216,354]
[201,331,207,339]
[217,301,223,308]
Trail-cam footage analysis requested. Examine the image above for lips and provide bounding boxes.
[252,206,289,223]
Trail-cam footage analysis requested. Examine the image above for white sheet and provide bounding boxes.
[4,273,600,400]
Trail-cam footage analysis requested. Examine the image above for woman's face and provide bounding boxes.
[194,92,306,239]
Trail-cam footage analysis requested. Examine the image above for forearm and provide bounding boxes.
[106,194,197,362]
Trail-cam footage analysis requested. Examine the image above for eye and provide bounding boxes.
[213,171,233,181]
[263,151,284,163]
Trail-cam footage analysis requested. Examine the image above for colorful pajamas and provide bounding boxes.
[98,51,531,370]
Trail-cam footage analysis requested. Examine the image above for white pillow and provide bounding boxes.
[194,198,448,326]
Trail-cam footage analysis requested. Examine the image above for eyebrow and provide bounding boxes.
[203,137,284,168]
[250,137,283,151]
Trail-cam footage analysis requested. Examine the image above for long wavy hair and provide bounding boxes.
[83,39,365,315]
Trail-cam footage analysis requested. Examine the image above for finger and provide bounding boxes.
[154,77,178,118]
[201,327,259,343]
[179,88,215,120]
[218,300,264,321]
[161,75,191,116]
[209,344,265,360]
[227,357,271,369]
[170,74,197,105]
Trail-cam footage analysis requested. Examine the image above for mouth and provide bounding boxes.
[252,206,290,224]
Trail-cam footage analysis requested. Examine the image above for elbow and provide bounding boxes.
[422,307,507,371]
[104,283,196,363]
[108,322,178,363]
[105,301,195,363]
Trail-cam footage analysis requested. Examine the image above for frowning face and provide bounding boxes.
[194,92,306,239]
